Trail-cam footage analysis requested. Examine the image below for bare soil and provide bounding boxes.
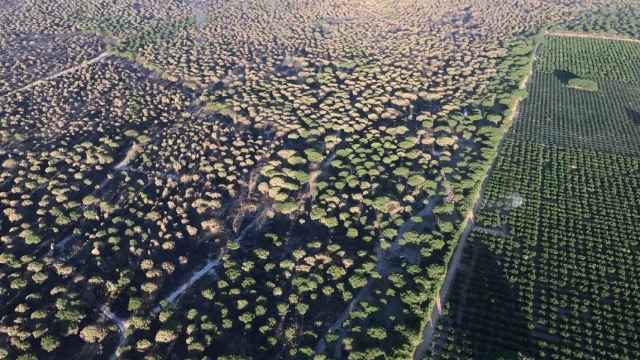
[545,30,640,43]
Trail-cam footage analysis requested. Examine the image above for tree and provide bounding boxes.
[41,335,60,352]
[202,288,215,300]
[348,274,368,289]
[295,303,309,315]
[327,265,346,280]
[141,282,158,294]
[237,299,249,310]
[80,325,107,343]
[436,136,456,147]
[128,297,143,312]
[3,208,22,222]
[136,339,152,351]
[274,201,299,215]
[155,329,177,343]
[367,327,387,340]
[487,114,502,123]
[239,312,255,325]
[20,230,41,245]
[1,158,16,169]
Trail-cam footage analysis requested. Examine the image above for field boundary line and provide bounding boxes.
[412,36,540,360]
[544,31,640,44]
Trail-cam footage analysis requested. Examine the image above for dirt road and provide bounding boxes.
[544,31,640,44]
[411,52,535,360]
[3,51,113,96]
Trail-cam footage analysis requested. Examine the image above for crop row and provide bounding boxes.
[0,1,631,359]
[536,36,640,83]
[511,70,640,155]
[427,36,640,360]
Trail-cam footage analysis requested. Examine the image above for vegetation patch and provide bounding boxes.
[567,77,599,91]
[1,2,640,360]
[427,33,640,360]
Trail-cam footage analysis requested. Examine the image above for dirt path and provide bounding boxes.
[100,305,129,360]
[104,259,220,359]
[232,207,267,244]
[149,205,268,314]
[114,143,142,170]
[3,51,113,96]
[544,31,640,44]
[411,49,536,360]
[314,195,440,356]
[412,211,473,358]
[314,285,370,354]
[152,259,220,313]
[107,204,262,360]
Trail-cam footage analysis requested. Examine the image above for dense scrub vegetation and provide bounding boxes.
[426,35,640,360]
[1,1,640,359]
[558,2,640,38]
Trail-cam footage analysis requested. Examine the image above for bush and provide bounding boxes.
[567,78,598,91]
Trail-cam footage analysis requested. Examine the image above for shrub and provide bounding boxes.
[567,78,598,91]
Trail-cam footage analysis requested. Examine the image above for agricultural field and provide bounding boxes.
[1,1,640,360]
[425,34,640,360]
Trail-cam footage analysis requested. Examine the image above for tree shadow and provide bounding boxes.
[626,107,640,126]
[553,69,578,85]
[434,235,531,359]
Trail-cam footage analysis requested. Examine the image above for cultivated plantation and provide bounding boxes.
[427,34,640,360]
[0,1,639,360]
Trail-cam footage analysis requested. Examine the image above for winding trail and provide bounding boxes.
[149,205,268,315]
[107,209,260,360]
[3,51,113,96]
[314,285,369,354]
[232,207,267,244]
[389,197,440,259]
[36,173,115,258]
[114,143,141,170]
[0,48,272,359]
[314,196,440,356]
[100,305,129,360]
[304,150,337,201]
[152,259,220,313]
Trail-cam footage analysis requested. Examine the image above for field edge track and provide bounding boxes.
[2,51,114,97]
[544,30,640,43]
[417,31,640,360]
[410,37,540,360]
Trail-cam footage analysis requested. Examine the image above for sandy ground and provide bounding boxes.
[545,30,640,43]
